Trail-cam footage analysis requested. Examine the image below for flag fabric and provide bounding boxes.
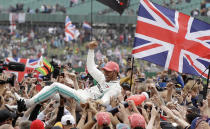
[34,70,44,81]
[36,58,54,76]
[5,57,43,82]
[65,16,80,41]
[132,0,210,78]
[82,21,92,30]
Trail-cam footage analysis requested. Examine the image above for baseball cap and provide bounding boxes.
[51,126,62,129]
[0,109,16,123]
[30,119,45,129]
[54,122,63,128]
[61,115,75,126]
[96,112,111,126]
[128,113,145,128]
[116,123,131,129]
[102,61,119,73]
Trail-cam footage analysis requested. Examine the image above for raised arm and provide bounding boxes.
[87,41,106,85]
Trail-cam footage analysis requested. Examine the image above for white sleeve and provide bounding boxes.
[87,49,106,85]
[37,111,45,121]
[101,86,121,106]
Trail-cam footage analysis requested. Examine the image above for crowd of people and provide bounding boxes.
[0,40,209,129]
[0,0,209,129]
[190,0,210,17]
[0,0,86,14]
[0,26,141,71]
[1,0,210,17]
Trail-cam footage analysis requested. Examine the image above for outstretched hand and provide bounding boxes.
[67,73,77,81]
[88,41,98,50]
[17,99,27,112]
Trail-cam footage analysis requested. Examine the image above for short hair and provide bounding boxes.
[19,121,31,129]
[0,124,14,129]
[102,126,111,129]
[50,126,62,129]
[133,127,144,129]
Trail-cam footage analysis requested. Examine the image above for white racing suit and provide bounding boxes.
[24,49,121,107]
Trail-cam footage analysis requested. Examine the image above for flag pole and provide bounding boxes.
[90,0,93,40]
[203,65,210,100]
[185,65,209,99]
[130,57,135,90]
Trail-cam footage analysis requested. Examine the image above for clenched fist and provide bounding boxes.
[88,41,98,50]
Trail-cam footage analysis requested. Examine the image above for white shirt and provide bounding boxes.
[86,50,121,106]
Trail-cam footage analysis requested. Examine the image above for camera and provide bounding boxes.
[0,74,16,86]
[107,101,129,115]
[137,78,145,83]
[0,61,25,73]
[121,82,130,90]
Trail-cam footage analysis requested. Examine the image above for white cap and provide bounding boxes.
[142,92,149,99]
[61,115,75,125]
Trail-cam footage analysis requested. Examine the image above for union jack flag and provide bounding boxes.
[4,57,43,82]
[132,0,210,78]
[65,16,80,41]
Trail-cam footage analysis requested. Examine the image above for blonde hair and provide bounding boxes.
[183,80,199,93]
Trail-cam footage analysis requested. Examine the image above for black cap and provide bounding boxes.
[0,109,16,123]
[51,126,62,129]
[187,106,200,115]
[121,82,131,90]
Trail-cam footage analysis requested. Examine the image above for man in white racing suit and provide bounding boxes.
[15,41,122,107]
